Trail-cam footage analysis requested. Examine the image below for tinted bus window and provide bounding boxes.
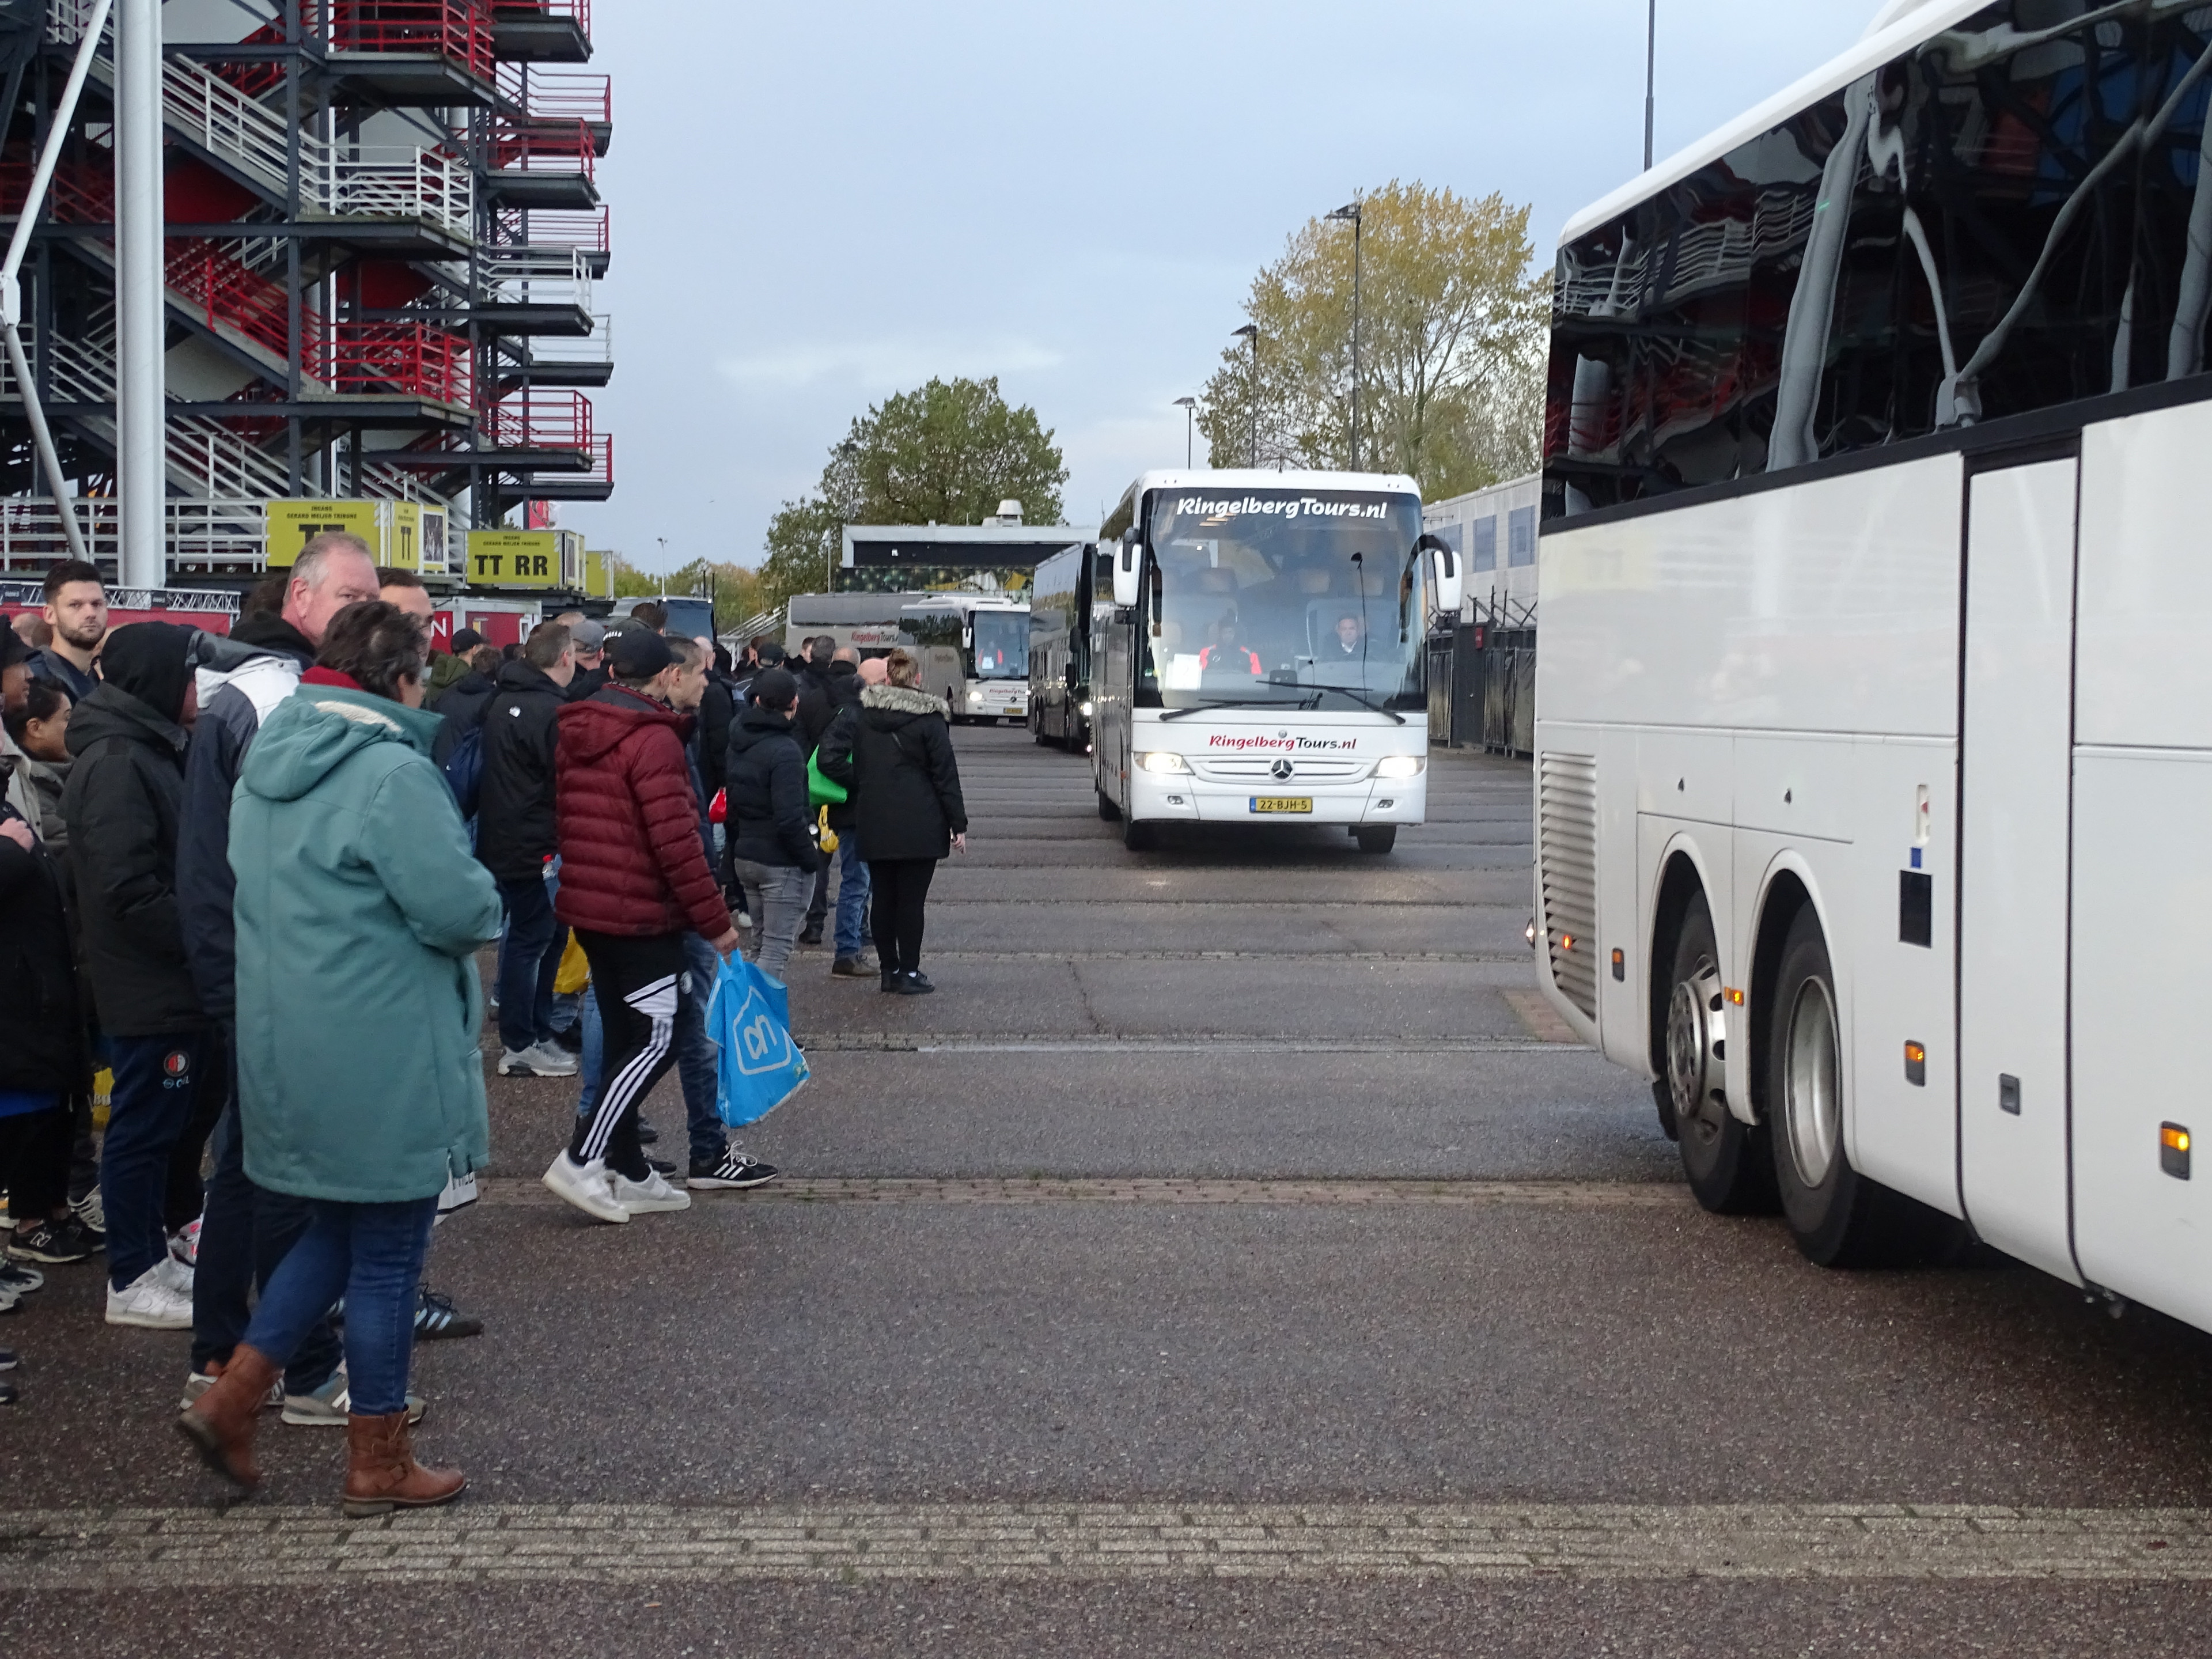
[1546,2,2212,519]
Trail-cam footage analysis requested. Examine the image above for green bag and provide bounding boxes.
[806,748,849,808]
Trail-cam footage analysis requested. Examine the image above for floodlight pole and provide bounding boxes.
[1327,202,1363,470]
[1233,324,1259,467]
[1644,0,1657,172]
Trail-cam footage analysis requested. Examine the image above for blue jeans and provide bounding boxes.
[243,1196,436,1416]
[102,1029,221,1291]
[575,934,726,1170]
[833,835,871,960]
[495,872,565,1054]
[192,1086,342,1391]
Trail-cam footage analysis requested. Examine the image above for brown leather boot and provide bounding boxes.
[342,1410,465,1518]
[175,1342,280,1489]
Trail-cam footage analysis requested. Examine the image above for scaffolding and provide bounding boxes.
[0,0,614,584]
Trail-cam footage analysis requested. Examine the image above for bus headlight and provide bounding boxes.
[1138,751,1190,775]
[1078,701,1093,717]
[1374,755,1426,779]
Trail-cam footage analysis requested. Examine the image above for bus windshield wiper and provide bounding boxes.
[1160,696,1296,721]
[1305,685,1407,724]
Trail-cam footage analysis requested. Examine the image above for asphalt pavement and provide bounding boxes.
[5,726,2210,1653]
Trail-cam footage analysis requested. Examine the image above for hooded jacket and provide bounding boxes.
[554,684,732,940]
[818,683,968,863]
[724,702,818,872]
[229,679,503,1203]
[176,611,316,1017]
[60,679,202,1035]
[476,655,568,885]
[815,665,865,831]
[430,666,497,732]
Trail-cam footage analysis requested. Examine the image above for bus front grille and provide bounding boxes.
[1537,752,1599,1021]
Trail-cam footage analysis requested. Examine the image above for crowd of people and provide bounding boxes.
[0,541,970,1514]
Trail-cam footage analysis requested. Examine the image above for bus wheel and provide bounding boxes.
[1355,827,1397,854]
[1767,906,1957,1267]
[1097,788,1122,822]
[1123,816,1157,851]
[1664,893,1777,1215]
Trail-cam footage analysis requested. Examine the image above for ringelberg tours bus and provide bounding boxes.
[902,592,1032,725]
[1091,469,1463,853]
[1535,0,2212,1332]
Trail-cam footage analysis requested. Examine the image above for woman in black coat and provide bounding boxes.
[818,650,966,994]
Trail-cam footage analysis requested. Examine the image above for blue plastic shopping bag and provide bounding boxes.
[707,954,810,1126]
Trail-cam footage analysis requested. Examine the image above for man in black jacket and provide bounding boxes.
[432,642,502,728]
[175,532,377,1406]
[815,650,873,975]
[564,618,609,702]
[793,639,842,946]
[62,623,221,1331]
[481,620,578,1077]
[724,667,817,979]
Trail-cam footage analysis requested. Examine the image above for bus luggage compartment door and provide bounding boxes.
[1956,457,2081,1286]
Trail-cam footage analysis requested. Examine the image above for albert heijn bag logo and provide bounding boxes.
[706,955,809,1127]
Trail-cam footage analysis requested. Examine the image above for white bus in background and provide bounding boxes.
[901,593,1032,725]
[1090,469,1463,853]
[780,591,923,660]
[1535,0,2212,1335]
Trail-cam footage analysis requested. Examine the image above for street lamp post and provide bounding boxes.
[1644,0,1657,172]
[1233,324,1259,467]
[1325,200,1362,471]
[1173,396,1196,468]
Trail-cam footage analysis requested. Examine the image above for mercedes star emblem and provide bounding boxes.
[1271,758,1295,781]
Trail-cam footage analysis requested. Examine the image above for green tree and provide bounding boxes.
[1196,181,1548,500]
[756,376,1068,613]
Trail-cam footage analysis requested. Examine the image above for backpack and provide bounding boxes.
[439,718,485,823]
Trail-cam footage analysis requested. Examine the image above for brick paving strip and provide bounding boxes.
[4,1502,2209,1588]
[472,1177,1691,1211]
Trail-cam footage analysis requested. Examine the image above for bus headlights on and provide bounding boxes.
[1374,755,1426,780]
[1138,751,1190,775]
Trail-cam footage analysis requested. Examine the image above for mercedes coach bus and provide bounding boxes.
[1091,469,1463,853]
[1028,540,1098,751]
[1534,0,2212,1334]
[902,593,1032,725]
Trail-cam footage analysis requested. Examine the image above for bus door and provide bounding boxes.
[1955,454,2081,1286]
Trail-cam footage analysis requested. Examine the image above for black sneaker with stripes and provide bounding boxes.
[687,1148,780,1191]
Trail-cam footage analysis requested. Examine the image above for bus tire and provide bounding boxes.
[1355,827,1397,854]
[1123,816,1157,851]
[1663,892,1777,1215]
[1097,789,1121,822]
[1766,907,1960,1267]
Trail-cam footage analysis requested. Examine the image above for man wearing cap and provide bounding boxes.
[541,628,739,1223]
[427,626,482,703]
[62,622,223,1330]
[564,618,608,702]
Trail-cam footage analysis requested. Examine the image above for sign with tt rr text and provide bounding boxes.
[467,530,560,588]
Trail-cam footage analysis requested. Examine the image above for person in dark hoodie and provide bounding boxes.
[430,643,501,729]
[479,620,578,1078]
[725,666,818,979]
[791,639,842,947]
[542,628,738,1224]
[817,649,968,994]
[175,531,377,1407]
[813,649,872,976]
[62,622,224,1330]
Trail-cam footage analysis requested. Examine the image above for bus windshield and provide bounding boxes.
[971,610,1028,680]
[1142,488,1426,711]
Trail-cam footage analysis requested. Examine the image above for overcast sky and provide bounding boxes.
[558,0,1887,574]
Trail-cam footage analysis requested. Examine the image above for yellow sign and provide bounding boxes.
[264,501,381,567]
[584,550,611,598]
[467,529,561,588]
[384,501,424,571]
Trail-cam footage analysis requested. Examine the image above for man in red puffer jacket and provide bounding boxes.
[543,630,739,1224]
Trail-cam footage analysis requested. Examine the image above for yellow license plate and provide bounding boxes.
[1250,797,1313,814]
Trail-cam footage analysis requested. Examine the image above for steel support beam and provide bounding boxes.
[116,0,166,587]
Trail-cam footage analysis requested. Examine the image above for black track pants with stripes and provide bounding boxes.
[568,930,690,1183]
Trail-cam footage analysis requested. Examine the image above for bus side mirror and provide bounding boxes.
[1417,533,1463,616]
[1112,531,1142,608]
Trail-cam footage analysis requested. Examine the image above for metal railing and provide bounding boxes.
[494,0,592,35]
[524,311,611,367]
[490,118,595,183]
[495,63,609,124]
[319,321,472,406]
[482,388,592,450]
[0,499,266,574]
[481,244,593,311]
[328,0,495,82]
[494,206,607,253]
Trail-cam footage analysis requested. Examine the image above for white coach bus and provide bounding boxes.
[901,592,1032,725]
[1091,469,1462,853]
[1535,0,2212,1327]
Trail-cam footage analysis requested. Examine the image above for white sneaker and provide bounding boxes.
[541,1152,629,1224]
[500,1043,578,1078]
[153,1254,194,1296]
[610,1168,692,1214]
[105,1264,193,1329]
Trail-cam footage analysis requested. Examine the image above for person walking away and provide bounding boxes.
[426,627,482,703]
[29,559,105,702]
[654,636,778,1191]
[431,642,501,725]
[62,623,223,1327]
[793,641,842,946]
[479,622,578,1077]
[178,601,499,1510]
[563,619,608,702]
[725,666,818,980]
[819,649,967,995]
[813,650,873,976]
[544,630,738,1223]
[178,533,384,1410]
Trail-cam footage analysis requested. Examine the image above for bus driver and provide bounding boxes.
[1198,616,1262,680]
